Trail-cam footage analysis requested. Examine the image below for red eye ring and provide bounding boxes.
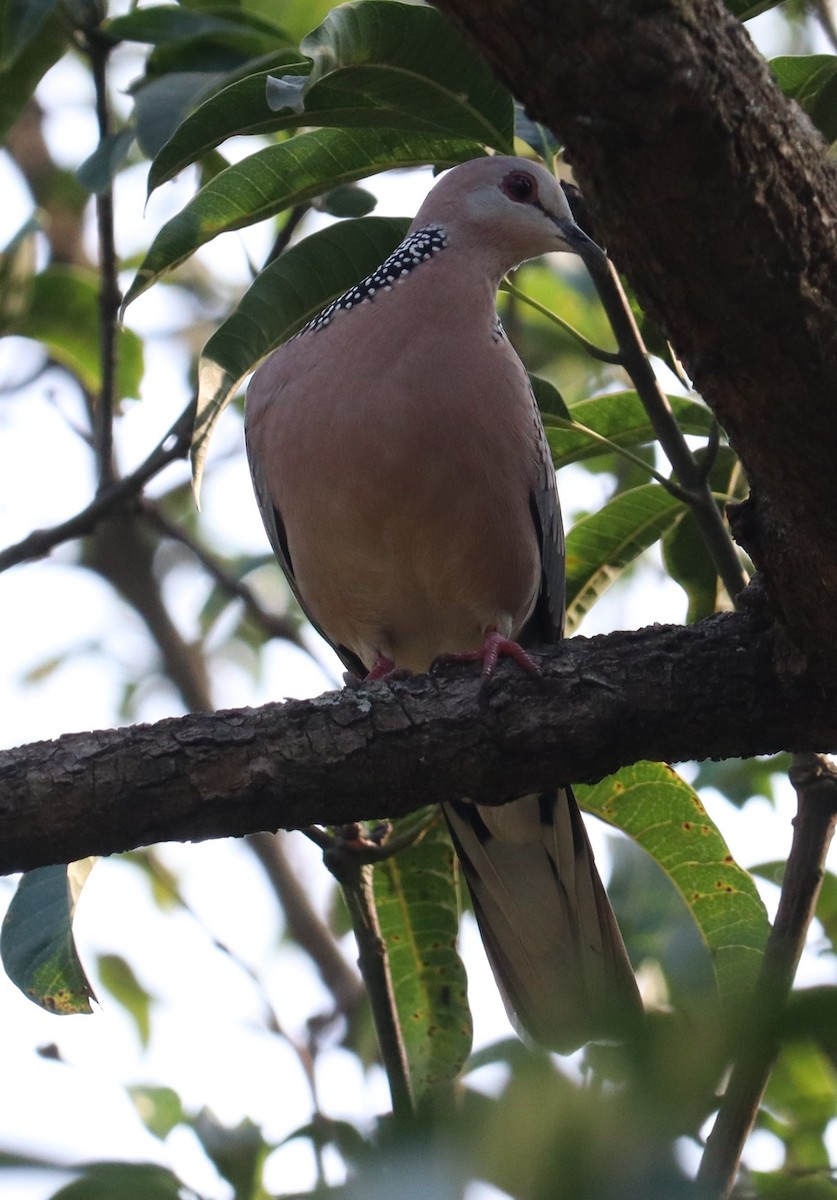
[501,170,537,203]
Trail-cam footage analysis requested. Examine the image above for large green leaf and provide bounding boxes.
[6,266,144,400]
[194,214,410,492]
[125,126,480,309]
[103,4,288,46]
[150,2,513,192]
[564,484,686,631]
[0,861,97,1013]
[577,762,769,1006]
[269,2,513,147]
[771,55,837,144]
[545,391,715,470]
[373,814,472,1100]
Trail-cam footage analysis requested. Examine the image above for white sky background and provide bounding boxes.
[1,7,836,1198]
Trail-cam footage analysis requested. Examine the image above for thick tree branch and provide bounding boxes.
[431,0,837,665]
[2,612,836,876]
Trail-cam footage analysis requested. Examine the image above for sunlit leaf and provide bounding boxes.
[129,1085,186,1140]
[373,813,473,1100]
[578,762,770,1006]
[125,127,480,308]
[0,860,97,1014]
[564,484,686,631]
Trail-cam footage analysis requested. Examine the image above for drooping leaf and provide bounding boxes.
[564,484,686,631]
[193,214,410,494]
[270,1,514,148]
[770,55,837,144]
[0,860,97,1014]
[577,762,770,1006]
[545,391,715,470]
[373,813,473,1100]
[6,266,144,400]
[662,510,720,622]
[148,1,513,191]
[125,126,480,308]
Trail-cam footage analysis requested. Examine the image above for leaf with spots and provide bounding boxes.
[576,762,769,1007]
[0,860,98,1014]
[373,812,472,1101]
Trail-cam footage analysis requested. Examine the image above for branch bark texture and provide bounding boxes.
[3,613,837,876]
[431,0,837,664]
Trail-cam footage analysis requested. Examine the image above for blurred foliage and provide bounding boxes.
[1,0,837,1198]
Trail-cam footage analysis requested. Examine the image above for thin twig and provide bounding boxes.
[582,250,748,605]
[0,399,195,573]
[503,278,623,364]
[546,414,694,501]
[140,501,305,647]
[697,753,837,1198]
[247,831,363,1018]
[264,204,309,267]
[84,28,121,491]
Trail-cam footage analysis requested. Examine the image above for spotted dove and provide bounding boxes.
[245,155,641,1051]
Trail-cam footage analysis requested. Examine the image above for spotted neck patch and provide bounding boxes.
[301,224,448,335]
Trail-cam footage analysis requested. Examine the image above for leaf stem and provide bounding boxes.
[697,753,837,1198]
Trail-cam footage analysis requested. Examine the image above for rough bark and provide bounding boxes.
[432,0,837,665]
[3,613,837,875]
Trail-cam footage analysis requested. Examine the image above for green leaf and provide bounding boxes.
[725,0,784,19]
[314,182,377,217]
[97,953,153,1047]
[271,1,514,148]
[0,0,61,69]
[564,484,686,631]
[48,1162,184,1200]
[545,391,715,470]
[125,126,481,309]
[577,762,770,1006]
[373,814,473,1100]
[662,510,719,622]
[0,861,97,1014]
[529,373,571,421]
[0,11,68,141]
[129,1085,186,1140]
[770,55,837,143]
[76,128,136,194]
[6,265,144,401]
[104,5,287,46]
[148,1,513,191]
[194,213,409,490]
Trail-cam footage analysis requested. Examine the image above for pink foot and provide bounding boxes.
[364,655,412,683]
[435,631,541,681]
